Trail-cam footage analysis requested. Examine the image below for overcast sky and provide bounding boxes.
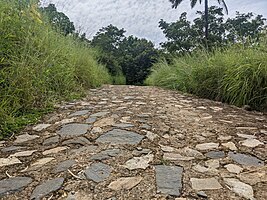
[41,0,267,44]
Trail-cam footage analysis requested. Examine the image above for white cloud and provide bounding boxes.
[41,0,267,44]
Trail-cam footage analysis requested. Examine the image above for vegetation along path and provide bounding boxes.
[0,85,266,200]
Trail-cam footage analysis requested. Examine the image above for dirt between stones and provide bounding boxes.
[0,85,266,200]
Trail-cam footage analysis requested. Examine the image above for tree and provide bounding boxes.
[119,36,159,85]
[168,0,228,41]
[41,4,75,35]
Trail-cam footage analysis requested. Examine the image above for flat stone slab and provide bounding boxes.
[86,117,97,124]
[205,151,225,159]
[224,178,254,200]
[69,110,90,117]
[33,124,51,131]
[10,150,37,157]
[155,165,183,196]
[57,123,90,137]
[113,123,134,128]
[62,137,91,146]
[190,178,222,190]
[31,157,55,167]
[228,152,264,166]
[90,111,109,118]
[30,178,64,200]
[124,154,154,170]
[0,157,21,167]
[163,153,194,161]
[43,136,60,146]
[42,146,68,155]
[0,177,32,197]
[84,163,112,183]
[225,164,243,174]
[96,129,144,145]
[53,160,76,173]
[108,177,143,191]
[1,146,25,153]
[196,143,219,151]
[14,133,39,143]
[90,149,120,161]
[241,139,263,148]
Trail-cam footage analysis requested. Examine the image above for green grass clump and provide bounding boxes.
[0,0,111,138]
[146,41,267,111]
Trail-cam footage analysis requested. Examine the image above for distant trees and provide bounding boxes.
[160,6,266,53]
[91,25,159,85]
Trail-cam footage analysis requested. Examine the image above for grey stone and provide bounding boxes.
[113,123,134,128]
[155,165,183,196]
[84,163,112,183]
[140,124,151,130]
[86,117,97,124]
[53,160,76,173]
[197,191,208,198]
[1,146,25,153]
[96,129,144,145]
[57,123,89,137]
[30,178,64,200]
[132,149,151,156]
[0,177,32,197]
[43,136,60,146]
[62,137,91,146]
[205,151,225,159]
[90,149,120,161]
[90,112,109,118]
[69,110,90,117]
[228,152,264,166]
[14,133,39,143]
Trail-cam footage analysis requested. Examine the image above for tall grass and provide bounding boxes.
[0,0,111,138]
[146,41,267,111]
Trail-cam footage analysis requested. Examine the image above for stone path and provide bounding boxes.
[0,85,266,200]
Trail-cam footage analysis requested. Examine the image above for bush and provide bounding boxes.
[146,42,267,111]
[0,0,111,138]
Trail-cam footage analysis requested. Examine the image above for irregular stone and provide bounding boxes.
[218,135,232,141]
[195,143,219,151]
[193,164,209,173]
[94,117,115,127]
[62,137,91,146]
[91,127,103,134]
[205,159,220,169]
[57,123,89,137]
[0,177,32,197]
[55,117,77,125]
[69,145,98,156]
[1,146,25,153]
[14,133,39,143]
[0,157,21,167]
[222,142,237,151]
[241,139,263,148]
[224,178,254,200]
[163,153,194,161]
[190,178,222,190]
[182,147,204,158]
[90,149,120,161]
[69,110,90,117]
[225,164,243,174]
[30,178,64,200]
[228,152,264,166]
[96,129,144,145]
[140,124,151,130]
[160,145,176,152]
[90,111,109,118]
[237,133,257,139]
[66,191,93,200]
[84,163,112,183]
[42,146,68,155]
[155,165,183,196]
[205,151,225,159]
[113,123,134,128]
[124,154,154,170]
[145,131,158,141]
[33,124,51,131]
[86,117,97,124]
[10,150,37,157]
[108,176,143,190]
[197,191,208,198]
[53,160,76,173]
[31,157,55,167]
[236,127,257,131]
[238,169,267,185]
[43,136,60,146]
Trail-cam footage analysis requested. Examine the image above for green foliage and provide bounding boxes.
[41,4,75,35]
[0,0,111,137]
[91,25,158,85]
[146,39,267,111]
[160,6,266,53]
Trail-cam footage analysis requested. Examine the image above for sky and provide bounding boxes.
[41,0,267,45]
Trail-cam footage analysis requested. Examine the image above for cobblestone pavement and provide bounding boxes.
[0,85,266,200]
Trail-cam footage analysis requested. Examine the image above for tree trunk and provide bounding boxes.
[204,0,209,42]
